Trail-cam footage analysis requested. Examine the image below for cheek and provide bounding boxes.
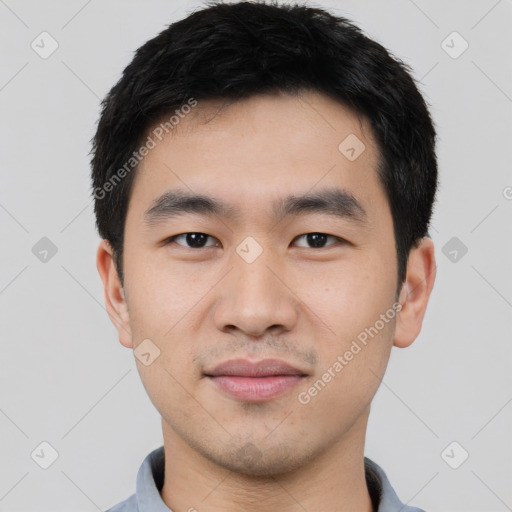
[123,246,203,332]
[295,280,396,420]
[294,264,397,406]
[123,252,208,379]
[297,259,394,335]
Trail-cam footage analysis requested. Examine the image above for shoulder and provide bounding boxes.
[104,492,138,512]
[365,457,428,512]
[104,446,165,512]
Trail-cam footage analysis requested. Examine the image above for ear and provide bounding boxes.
[96,239,133,348]
[394,236,436,348]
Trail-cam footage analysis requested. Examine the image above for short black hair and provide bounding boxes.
[90,0,438,291]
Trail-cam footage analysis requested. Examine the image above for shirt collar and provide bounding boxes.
[133,445,425,512]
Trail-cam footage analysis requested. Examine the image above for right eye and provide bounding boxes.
[163,232,221,249]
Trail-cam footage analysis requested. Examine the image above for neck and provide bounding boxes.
[160,409,374,512]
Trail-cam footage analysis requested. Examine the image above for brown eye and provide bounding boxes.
[166,233,220,248]
[293,233,343,248]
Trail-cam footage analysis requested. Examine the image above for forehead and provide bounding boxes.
[128,90,386,226]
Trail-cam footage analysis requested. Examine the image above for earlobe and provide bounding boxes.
[96,239,133,348]
[393,237,436,349]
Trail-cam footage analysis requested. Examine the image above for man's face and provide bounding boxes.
[121,91,400,475]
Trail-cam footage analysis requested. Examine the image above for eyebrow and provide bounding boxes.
[144,188,368,227]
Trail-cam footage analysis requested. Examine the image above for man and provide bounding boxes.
[91,1,437,511]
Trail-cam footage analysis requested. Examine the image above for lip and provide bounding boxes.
[204,358,307,402]
[206,358,306,377]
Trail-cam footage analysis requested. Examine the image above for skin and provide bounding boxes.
[97,90,436,512]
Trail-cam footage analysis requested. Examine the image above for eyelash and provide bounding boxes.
[163,232,346,249]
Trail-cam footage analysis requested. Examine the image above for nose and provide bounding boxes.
[213,246,299,338]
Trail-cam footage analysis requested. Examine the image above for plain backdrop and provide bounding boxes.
[0,0,511,511]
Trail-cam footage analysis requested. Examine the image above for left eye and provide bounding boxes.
[293,233,342,248]
[165,232,342,249]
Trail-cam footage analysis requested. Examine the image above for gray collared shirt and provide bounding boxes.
[105,446,426,512]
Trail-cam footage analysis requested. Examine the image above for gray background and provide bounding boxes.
[1,0,511,510]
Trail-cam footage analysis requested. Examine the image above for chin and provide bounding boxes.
[201,439,317,477]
